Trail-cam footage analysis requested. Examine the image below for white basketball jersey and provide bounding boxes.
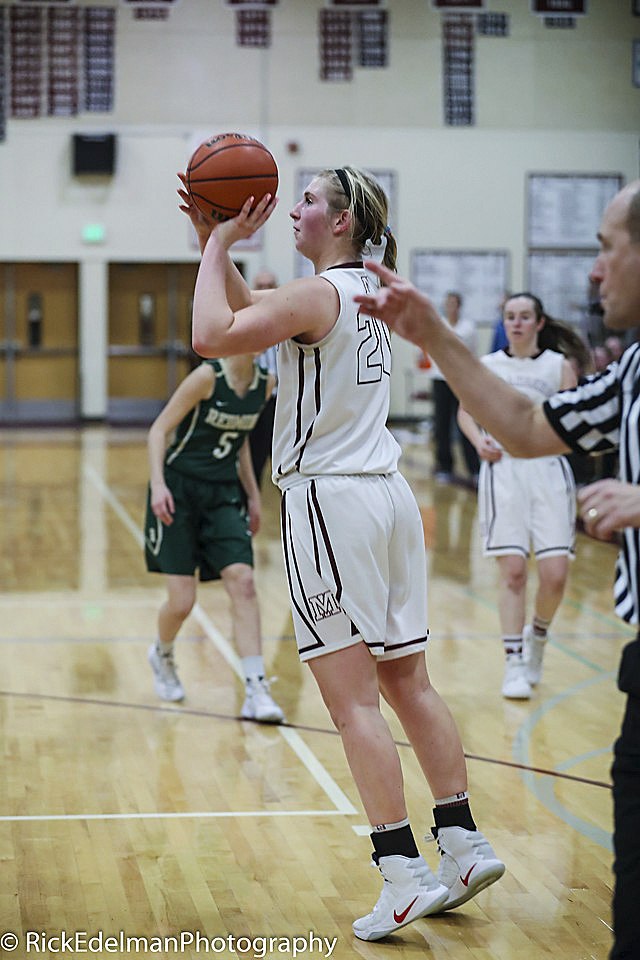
[272,265,401,490]
[480,349,565,452]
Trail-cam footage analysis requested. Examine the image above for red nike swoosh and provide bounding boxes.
[393,896,419,924]
[460,864,477,887]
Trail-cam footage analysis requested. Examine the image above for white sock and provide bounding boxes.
[503,635,523,657]
[532,615,551,639]
[242,655,265,682]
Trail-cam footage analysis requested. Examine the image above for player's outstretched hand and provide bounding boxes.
[355,262,440,351]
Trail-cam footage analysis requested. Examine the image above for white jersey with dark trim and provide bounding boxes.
[481,348,565,454]
[272,264,400,490]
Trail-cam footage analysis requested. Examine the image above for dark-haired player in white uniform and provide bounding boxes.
[458,293,580,700]
[144,354,284,723]
[181,165,504,942]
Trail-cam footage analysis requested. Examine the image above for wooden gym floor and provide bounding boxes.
[0,424,627,960]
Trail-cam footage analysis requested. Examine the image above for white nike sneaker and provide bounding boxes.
[352,854,448,941]
[148,643,185,702]
[523,624,547,686]
[432,826,505,911]
[502,654,532,699]
[241,677,284,724]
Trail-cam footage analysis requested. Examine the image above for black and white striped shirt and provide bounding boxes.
[544,342,640,624]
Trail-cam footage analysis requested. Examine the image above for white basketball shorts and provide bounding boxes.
[478,454,576,559]
[280,472,429,662]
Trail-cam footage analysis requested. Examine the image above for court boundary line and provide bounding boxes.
[0,809,346,824]
[513,671,616,851]
[0,688,611,789]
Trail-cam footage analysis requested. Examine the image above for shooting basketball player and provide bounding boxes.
[180,165,504,941]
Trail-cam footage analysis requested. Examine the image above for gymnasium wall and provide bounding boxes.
[1,0,638,418]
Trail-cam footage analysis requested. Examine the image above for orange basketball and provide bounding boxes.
[186,132,279,223]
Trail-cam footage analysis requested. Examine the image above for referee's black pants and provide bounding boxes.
[610,636,640,960]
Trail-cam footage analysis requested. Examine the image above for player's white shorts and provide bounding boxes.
[280,472,429,662]
[478,454,576,559]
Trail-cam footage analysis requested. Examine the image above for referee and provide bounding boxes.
[354,178,640,960]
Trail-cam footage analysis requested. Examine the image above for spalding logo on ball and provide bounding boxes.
[186,133,279,223]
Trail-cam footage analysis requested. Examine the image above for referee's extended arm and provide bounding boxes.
[355,263,568,460]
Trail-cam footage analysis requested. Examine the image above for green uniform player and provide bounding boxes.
[144,355,284,723]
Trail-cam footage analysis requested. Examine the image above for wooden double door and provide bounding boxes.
[0,262,79,423]
[108,262,199,422]
[0,261,206,424]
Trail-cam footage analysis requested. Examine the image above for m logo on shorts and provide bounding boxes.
[309,591,341,621]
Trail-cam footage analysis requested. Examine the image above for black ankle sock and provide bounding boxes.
[371,824,419,861]
[431,802,476,838]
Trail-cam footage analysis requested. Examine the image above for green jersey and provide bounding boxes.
[165,359,269,483]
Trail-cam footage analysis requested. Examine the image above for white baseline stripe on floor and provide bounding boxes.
[85,463,357,817]
[0,810,345,824]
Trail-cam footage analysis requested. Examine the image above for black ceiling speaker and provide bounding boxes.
[72,133,117,175]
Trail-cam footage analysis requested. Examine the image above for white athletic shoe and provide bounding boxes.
[241,677,284,724]
[432,826,505,911]
[352,854,448,941]
[523,625,546,686]
[501,655,532,699]
[148,643,185,702]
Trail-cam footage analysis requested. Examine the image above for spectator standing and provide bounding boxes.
[429,292,479,485]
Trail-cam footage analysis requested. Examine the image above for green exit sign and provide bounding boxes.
[82,223,106,244]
